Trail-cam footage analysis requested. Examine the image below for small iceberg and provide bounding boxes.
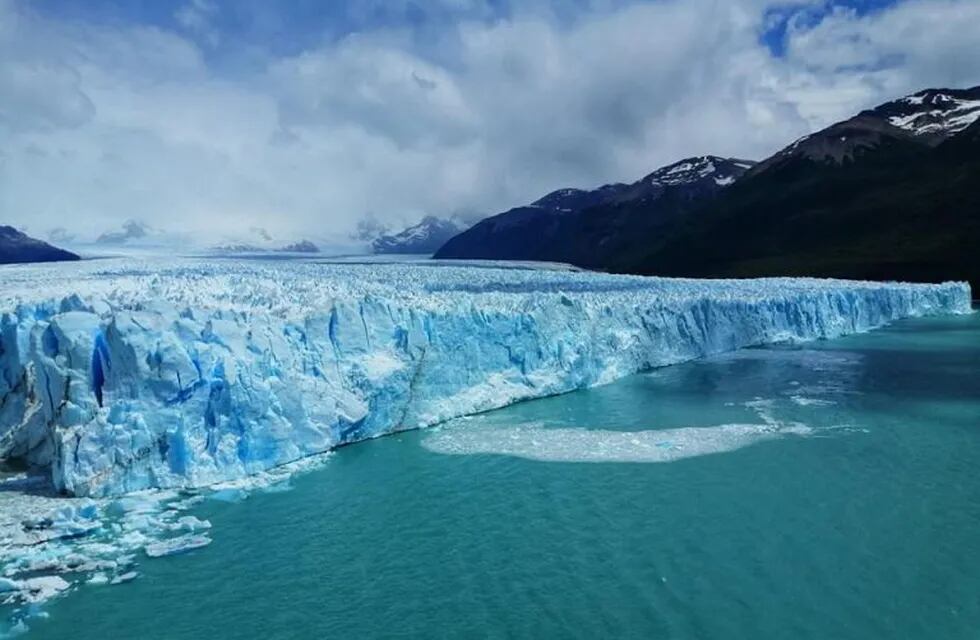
[144,534,212,558]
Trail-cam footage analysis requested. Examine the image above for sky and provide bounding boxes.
[1,0,979,247]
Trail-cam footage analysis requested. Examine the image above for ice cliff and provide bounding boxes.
[0,258,970,497]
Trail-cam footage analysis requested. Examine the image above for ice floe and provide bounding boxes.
[144,534,211,558]
[422,421,812,464]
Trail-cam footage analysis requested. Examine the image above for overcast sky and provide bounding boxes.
[1,0,978,245]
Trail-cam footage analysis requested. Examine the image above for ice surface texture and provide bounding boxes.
[0,258,970,497]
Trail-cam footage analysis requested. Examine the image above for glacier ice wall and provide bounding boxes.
[0,258,971,497]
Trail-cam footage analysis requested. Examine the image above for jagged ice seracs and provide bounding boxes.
[0,258,970,497]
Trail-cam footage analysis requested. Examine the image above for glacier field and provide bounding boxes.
[0,258,970,498]
[0,257,972,618]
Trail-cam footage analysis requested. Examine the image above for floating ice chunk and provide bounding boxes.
[109,571,138,585]
[170,516,211,533]
[11,501,102,547]
[789,396,836,407]
[1,619,28,637]
[208,488,248,503]
[46,501,100,538]
[422,421,812,464]
[106,494,168,517]
[116,530,151,549]
[17,576,70,604]
[144,534,211,558]
[167,495,206,511]
[87,573,109,585]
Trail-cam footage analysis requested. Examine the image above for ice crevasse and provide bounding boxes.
[0,258,971,497]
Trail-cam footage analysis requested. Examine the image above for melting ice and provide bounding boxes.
[422,421,813,463]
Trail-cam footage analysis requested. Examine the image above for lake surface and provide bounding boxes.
[20,310,980,639]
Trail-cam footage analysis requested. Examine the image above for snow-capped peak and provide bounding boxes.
[876,87,980,138]
[371,216,467,254]
[644,156,752,188]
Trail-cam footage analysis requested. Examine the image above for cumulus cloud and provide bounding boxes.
[0,0,978,247]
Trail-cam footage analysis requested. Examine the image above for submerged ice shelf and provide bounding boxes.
[0,258,971,498]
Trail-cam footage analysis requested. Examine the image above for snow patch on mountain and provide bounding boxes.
[755,86,980,172]
[888,90,980,137]
[371,216,467,254]
[643,156,753,190]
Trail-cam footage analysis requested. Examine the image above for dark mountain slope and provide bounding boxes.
[434,156,753,264]
[0,226,80,264]
[434,184,629,261]
[622,88,980,289]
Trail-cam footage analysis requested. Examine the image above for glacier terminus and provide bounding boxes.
[0,258,971,498]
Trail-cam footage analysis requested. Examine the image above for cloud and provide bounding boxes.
[48,227,76,244]
[0,0,978,247]
[0,5,95,131]
[783,0,980,107]
[175,0,221,47]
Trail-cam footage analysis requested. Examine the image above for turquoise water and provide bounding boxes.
[22,311,980,639]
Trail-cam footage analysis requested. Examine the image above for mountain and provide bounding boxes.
[746,87,980,175]
[209,240,320,253]
[864,87,980,141]
[95,220,151,245]
[277,240,319,253]
[620,86,980,289]
[434,156,754,265]
[0,226,80,264]
[91,219,193,251]
[372,216,468,254]
[433,184,626,262]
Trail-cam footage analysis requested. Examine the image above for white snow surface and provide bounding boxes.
[889,94,980,136]
[0,257,971,497]
[649,156,722,185]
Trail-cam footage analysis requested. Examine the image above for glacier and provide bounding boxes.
[0,257,971,498]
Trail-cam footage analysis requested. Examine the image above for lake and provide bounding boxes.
[18,310,980,639]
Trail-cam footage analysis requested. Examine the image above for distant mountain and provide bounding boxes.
[621,86,980,288]
[209,240,320,253]
[277,240,319,253]
[372,216,468,254]
[209,243,263,253]
[0,226,80,264]
[91,220,194,251]
[95,220,151,245]
[434,156,754,265]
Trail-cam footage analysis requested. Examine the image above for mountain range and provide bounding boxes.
[209,240,321,254]
[372,215,468,254]
[436,86,980,289]
[624,86,980,288]
[435,156,753,266]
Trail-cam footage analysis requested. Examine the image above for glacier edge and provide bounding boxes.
[0,259,971,497]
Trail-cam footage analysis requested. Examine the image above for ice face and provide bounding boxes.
[0,258,971,497]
